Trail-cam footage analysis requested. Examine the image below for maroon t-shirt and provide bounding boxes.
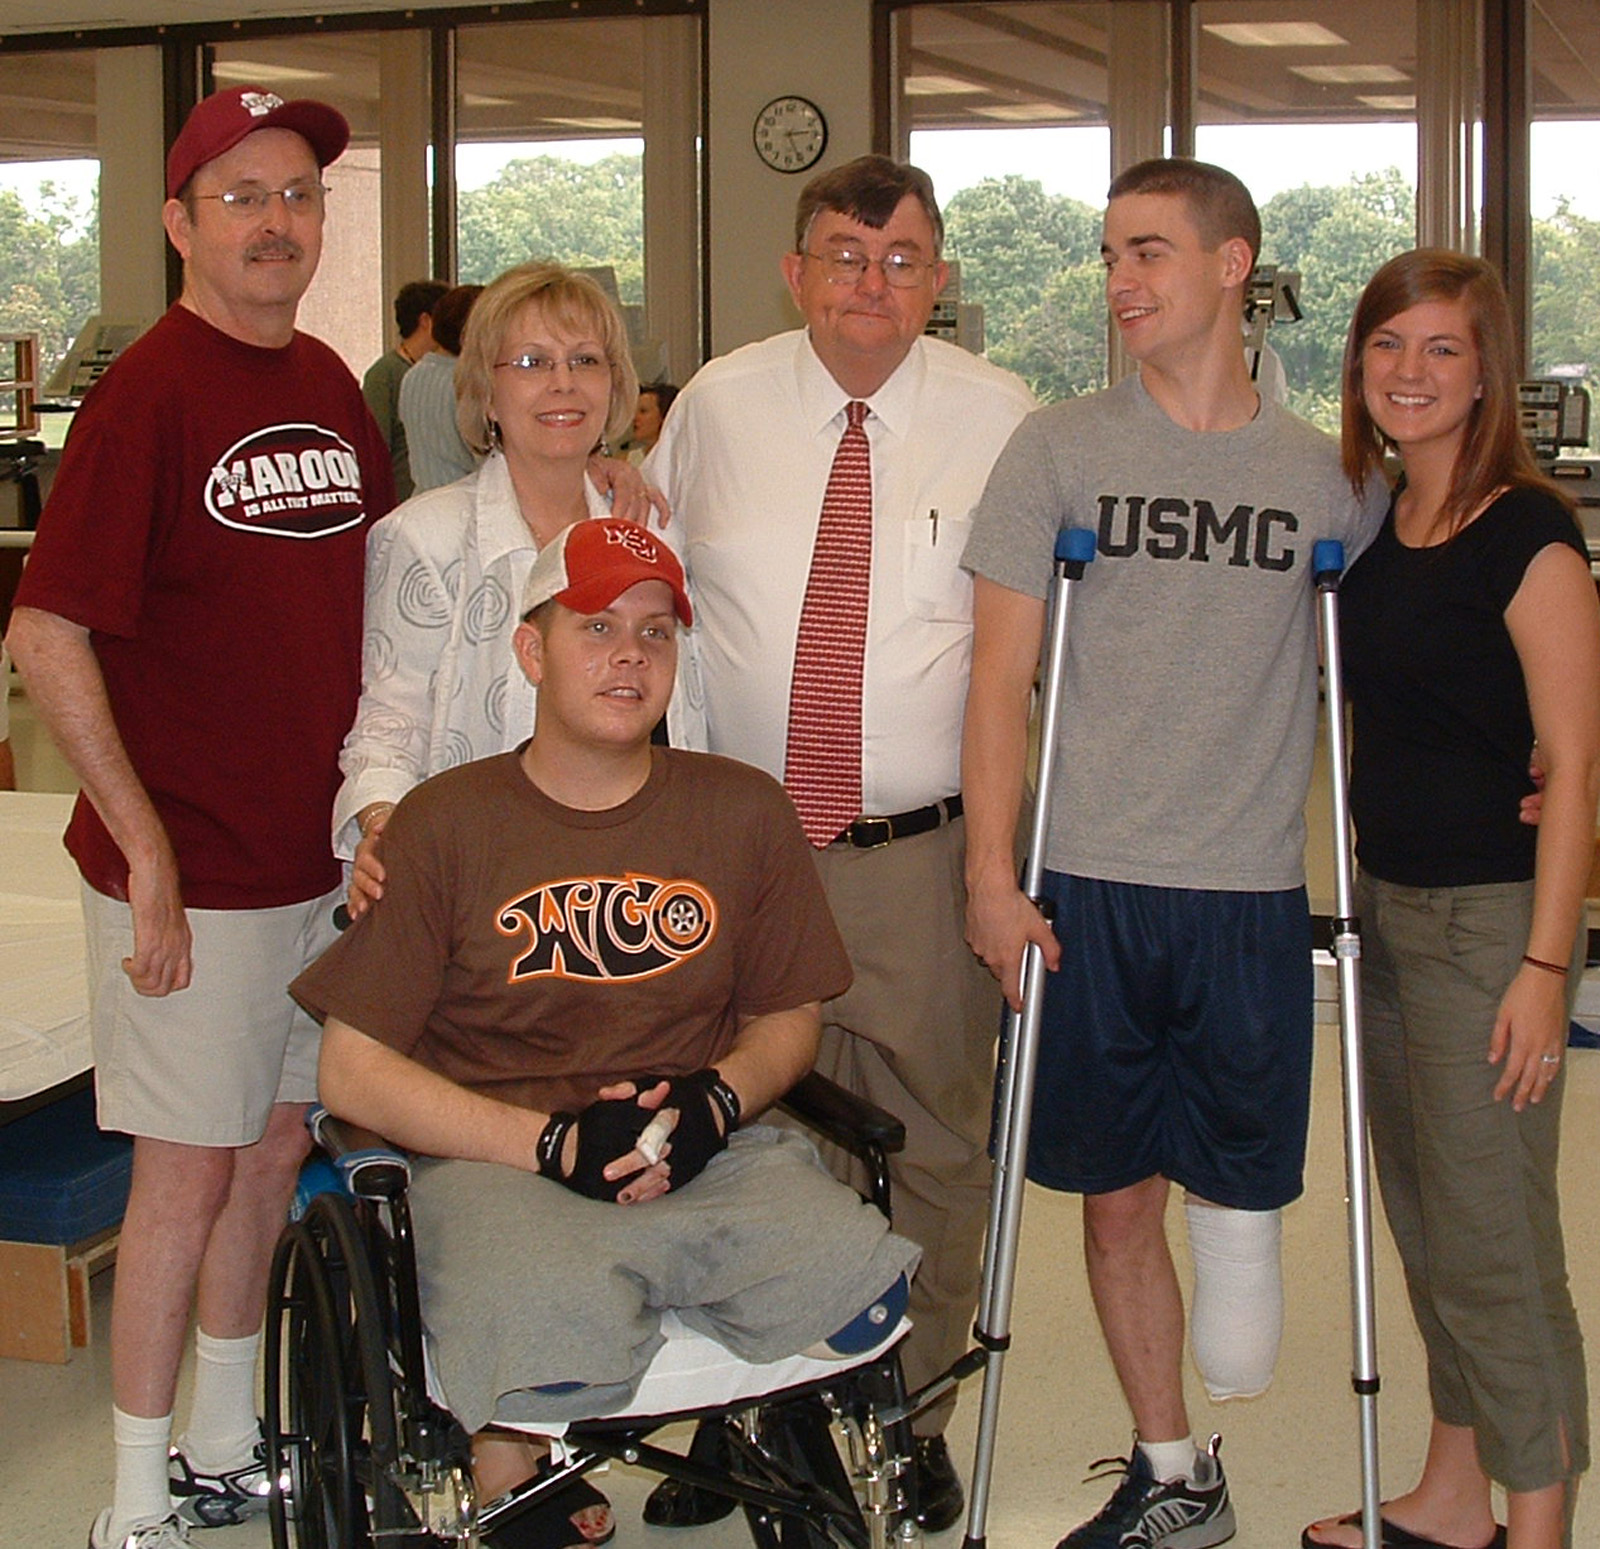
[16,304,395,908]
[291,749,854,1117]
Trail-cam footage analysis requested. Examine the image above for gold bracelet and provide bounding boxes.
[1521,953,1569,978]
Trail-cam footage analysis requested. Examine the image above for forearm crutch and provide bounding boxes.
[962,527,1096,1549]
[1315,538,1382,1549]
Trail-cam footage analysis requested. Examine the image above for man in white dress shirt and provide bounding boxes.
[647,155,1035,1529]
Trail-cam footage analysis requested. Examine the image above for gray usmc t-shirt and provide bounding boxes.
[963,373,1386,892]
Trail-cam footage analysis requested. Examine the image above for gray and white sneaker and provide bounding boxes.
[88,1509,192,1549]
[168,1437,275,1527]
[1055,1434,1236,1549]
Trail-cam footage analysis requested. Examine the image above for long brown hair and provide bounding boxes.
[1341,248,1571,537]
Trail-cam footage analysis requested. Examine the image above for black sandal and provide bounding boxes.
[484,1477,615,1549]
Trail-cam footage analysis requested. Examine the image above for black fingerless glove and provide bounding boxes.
[635,1068,741,1193]
[535,1097,655,1202]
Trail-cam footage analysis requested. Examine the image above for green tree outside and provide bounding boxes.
[0,179,99,382]
[943,175,1104,403]
[4,153,1599,452]
[456,152,644,302]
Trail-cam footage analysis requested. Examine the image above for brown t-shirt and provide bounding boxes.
[292,748,852,1116]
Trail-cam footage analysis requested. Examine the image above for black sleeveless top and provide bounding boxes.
[1340,484,1588,888]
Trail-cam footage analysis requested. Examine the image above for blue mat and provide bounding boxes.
[0,1088,133,1245]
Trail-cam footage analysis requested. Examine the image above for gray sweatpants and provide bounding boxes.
[410,1125,920,1432]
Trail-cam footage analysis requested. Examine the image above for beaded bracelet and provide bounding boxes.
[1522,953,1569,978]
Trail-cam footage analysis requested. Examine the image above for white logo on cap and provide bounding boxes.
[602,523,660,562]
[241,91,286,117]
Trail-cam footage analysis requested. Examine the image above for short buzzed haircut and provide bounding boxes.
[793,155,944,257]
[395,279,449,338]
[1108,157,1261,268]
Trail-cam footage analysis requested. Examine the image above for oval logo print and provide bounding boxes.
[206,422,369,538]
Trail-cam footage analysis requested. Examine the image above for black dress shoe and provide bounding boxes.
[641,1421,739,1528]
[912,1435,965,1534]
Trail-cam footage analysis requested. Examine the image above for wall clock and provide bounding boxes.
[753,96,828,173]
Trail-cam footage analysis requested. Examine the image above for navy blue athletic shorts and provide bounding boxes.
[1026,873,1313,1210]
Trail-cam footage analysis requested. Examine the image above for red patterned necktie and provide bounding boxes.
[785,400,873,847]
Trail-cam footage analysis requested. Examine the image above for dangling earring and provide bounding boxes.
[486,415,503,447]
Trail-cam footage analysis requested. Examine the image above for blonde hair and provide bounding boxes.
[456,262,639,454]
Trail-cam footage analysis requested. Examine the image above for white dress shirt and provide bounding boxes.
[647,331,1035,815]
[332,451,610,856]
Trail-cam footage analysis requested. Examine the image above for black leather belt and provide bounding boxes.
[833,795,963,849]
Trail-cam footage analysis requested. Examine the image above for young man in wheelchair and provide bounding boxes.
[291,518,919,1546]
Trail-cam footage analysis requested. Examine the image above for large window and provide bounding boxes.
[894,3,1121,403]
[208,34,386,379]
[1529,0,1600,452]
[0,51,99,397]
[1194,1,1420,432]
[890,0,1428,426]
[456,13,700,385]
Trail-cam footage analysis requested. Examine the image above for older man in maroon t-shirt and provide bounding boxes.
[7,86,393,1549]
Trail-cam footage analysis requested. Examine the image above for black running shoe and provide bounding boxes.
[1055,1434,1236,1549]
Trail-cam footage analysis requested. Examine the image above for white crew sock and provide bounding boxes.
[1186,1197,1283,1400]
[108,1405,175,1539]
[1136,1434,1200,1484]
[178,1328,262,1471]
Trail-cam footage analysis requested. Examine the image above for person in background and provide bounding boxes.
[398,281,484,493]
[5,86,392,1549]
[1302,250,1599,1549]
[335,261,640,927]
[363,277,449,501]
[626,381,677,466]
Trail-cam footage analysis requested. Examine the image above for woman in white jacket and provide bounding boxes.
[335,261,641,917]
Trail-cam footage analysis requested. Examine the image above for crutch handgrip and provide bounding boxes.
[1313,538,1345,588]
[1056,526,1097,574]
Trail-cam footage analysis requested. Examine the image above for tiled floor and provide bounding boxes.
[4,682,1598,1548]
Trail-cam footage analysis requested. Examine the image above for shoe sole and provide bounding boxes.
[1158,1503,1236,1549]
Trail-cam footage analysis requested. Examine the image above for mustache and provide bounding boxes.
[245,238,303,262]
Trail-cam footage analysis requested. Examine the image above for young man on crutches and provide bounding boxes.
[960,158,1387,1549]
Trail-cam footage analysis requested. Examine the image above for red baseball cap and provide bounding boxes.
[166,86,350,199]
[521,519,693,627]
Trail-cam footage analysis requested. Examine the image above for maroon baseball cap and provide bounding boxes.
[166,86,350,199]
[521,519,693,627]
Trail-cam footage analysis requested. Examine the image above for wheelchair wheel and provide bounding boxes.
[265,1194,416,1549]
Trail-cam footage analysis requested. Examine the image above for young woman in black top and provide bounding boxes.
[1303,251,1600,1549]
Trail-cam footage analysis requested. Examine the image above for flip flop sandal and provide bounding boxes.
[1301,1510,1507,1549]
[484,1477,615,1549]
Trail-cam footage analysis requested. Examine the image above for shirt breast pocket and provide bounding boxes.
[901,513,973,622]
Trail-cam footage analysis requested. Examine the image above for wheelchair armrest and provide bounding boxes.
[307,1104,412,1201]
[779,1071,905,1156]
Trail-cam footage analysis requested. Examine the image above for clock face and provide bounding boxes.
[754,96,828,174]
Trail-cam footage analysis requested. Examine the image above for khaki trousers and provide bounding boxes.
[809,816,999,1436]
[1360,873,1588,1492]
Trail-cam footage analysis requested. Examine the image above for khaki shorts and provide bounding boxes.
[83,882,342,1147]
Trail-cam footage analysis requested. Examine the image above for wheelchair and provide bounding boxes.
[262,1073,933,1549]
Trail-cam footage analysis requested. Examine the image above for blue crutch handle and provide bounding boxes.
[1313,539,1345,586]
[1056,527,1097,564]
